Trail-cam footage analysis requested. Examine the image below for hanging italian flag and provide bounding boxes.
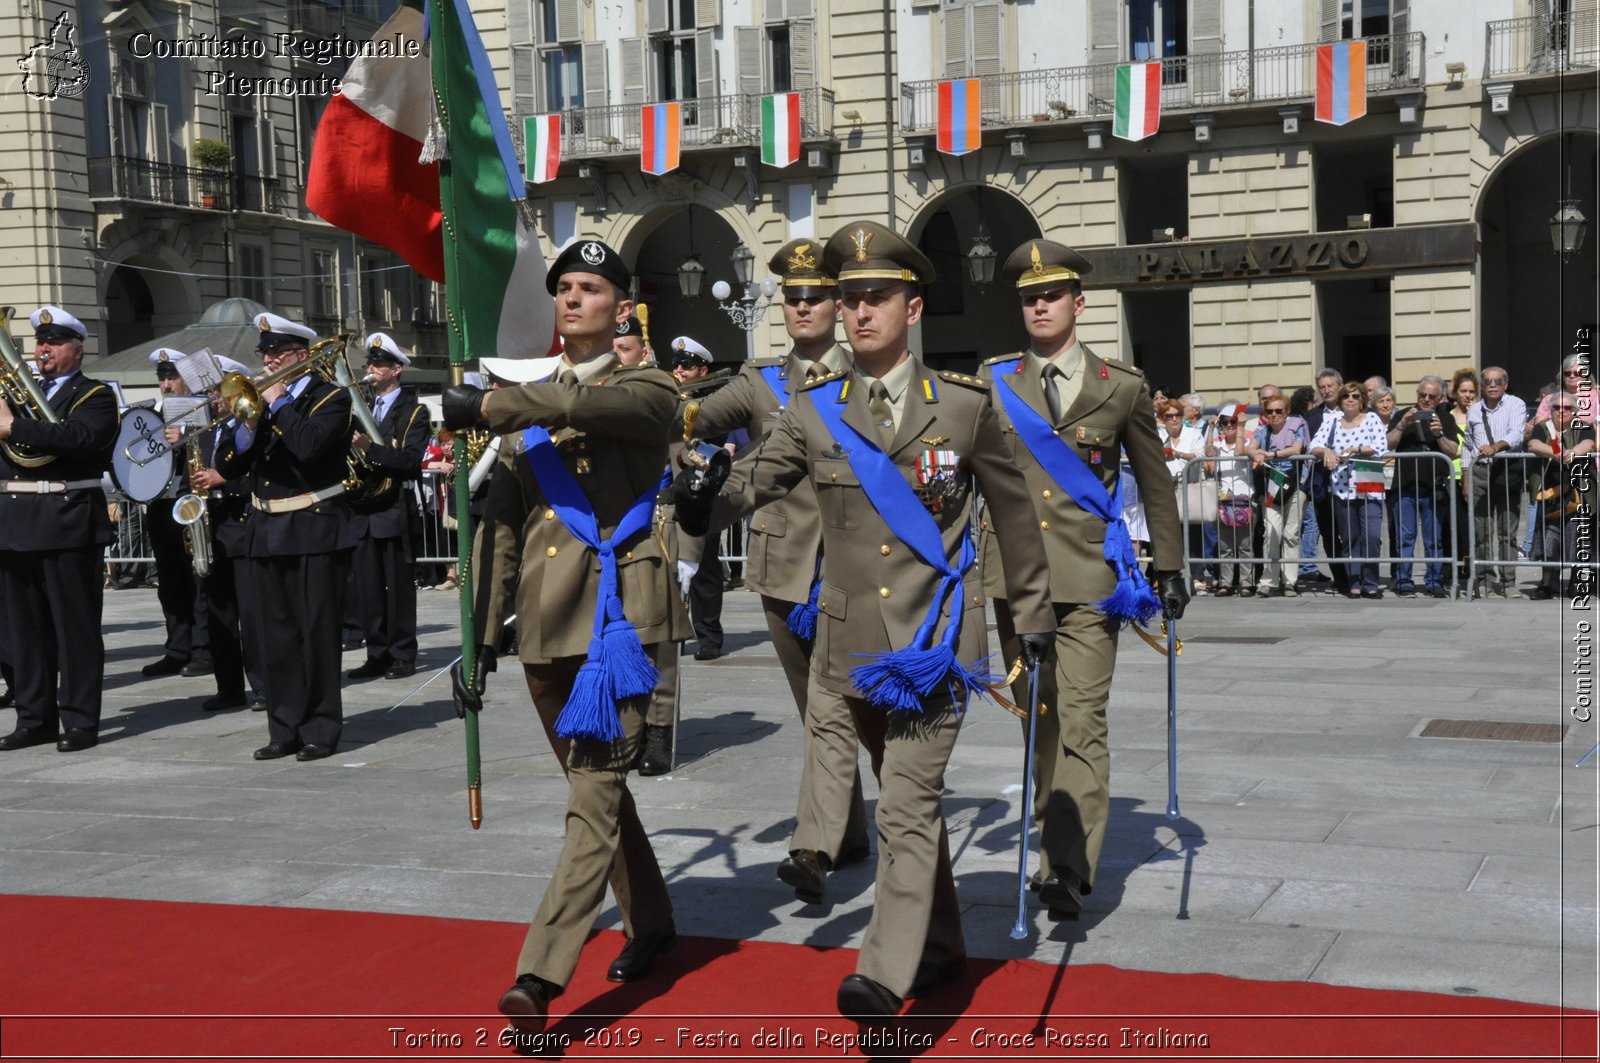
[936,78,981,156]
[761,92,802,168]
[1315,39,1367,126]
[1262,463,1289,508]
[1113,61,1162,142]
[1352,458,1387,495]
[641,102,681,175]
[525,113,561,184]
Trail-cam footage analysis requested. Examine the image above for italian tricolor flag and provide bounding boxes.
[1262,463,1289,508]
[525,114,561,184]
[307,0,552,358]
[1352,458,1387,495]
[761,92,801,168]
[1113,61,1162,142]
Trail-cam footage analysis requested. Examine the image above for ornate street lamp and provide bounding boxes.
[710,240,778,360]
[967,223,997,288]
[1550,135,1589,262]
[677,255,705,299]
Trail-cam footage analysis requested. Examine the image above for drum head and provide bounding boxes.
[112,407,174,504]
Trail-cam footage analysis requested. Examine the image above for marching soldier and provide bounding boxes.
[682,237,872,900]
[140,349,211,679]
[978,240,1188,922]
[444,240,688,1035]
[347,333,430,681]
[217,313,357,761]
[674,221,1055,1020]
[0,306,119,751]
[612,314,650,367]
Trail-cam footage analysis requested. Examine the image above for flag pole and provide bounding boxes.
[431,0,484,829]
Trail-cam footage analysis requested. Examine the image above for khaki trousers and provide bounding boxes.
[514,657,674,989]
[995,600,1119,891]
[761,594,871,859]
[806,677,965,998]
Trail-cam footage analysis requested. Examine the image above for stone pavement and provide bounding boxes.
[0,583,1595,1010]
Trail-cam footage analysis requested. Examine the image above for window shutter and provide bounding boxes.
[943,6,970,77]
[696,0,720,29]
[647,0,670,35]
[786,0,814,19]
[258,118,277,179]
[151,102,170,165]
[512,43,537,117]
[555,0,581,42]
[582,40,608,107]
[737,24,765,95]
[507,0,532,43]
[1089,0,1119,63]
[1189,0,1222,98]
[971,1,1001,76]
[621,35,649,103]
[790,18,815,89]
[1319,0,1340,42]
[1573,0,1598,66]
[695,27,718,100]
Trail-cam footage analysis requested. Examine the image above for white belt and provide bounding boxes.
[251,484,345,514]
[1,479,102,495]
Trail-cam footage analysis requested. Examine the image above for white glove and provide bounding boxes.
[676,560,699,597]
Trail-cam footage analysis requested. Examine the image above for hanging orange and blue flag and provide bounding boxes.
[1315,40,1367,126]
[641,102,681,175]
[936,78,981,156]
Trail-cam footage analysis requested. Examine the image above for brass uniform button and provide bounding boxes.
[1042,489,1053,500]
[546,546,558,557]
[1040,520,1050,530]
[880,544,891,556]
[544,509,556,520]
[830,472,838,481]
[879,587,891,599]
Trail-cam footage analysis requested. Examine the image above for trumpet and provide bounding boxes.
[172,440,211,578]
[0,305,61,469]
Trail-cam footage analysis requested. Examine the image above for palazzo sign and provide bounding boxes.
[1079,223,1477,289]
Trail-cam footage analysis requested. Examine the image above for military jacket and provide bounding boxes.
[473,357,691,663]
[714,358,1053,697]
[350,387,430,538]
[216,376,358,558]
[688,344,851,603]
[977,343,1183,604]
[0,372,117,552]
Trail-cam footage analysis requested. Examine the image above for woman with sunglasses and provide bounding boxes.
[1244,394,1309,595]
[1308,383,1390,598]
[1204,401,1255,595]
[1157,399,1209,592]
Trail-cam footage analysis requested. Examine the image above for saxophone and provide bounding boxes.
[171,440,212,578]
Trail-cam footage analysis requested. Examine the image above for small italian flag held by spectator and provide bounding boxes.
[1353,458,1387,495]
[1262,463,1289,507]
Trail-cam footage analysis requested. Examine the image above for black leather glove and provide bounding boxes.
[1017,632,1055,672]
[442,385,488,431]
[451,644,496,718]
[669,444,731,538]
[1156,570,1190,621]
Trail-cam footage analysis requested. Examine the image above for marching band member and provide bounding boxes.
[217,313,357,761]
[0,307,119,751]
[140,349,210,679]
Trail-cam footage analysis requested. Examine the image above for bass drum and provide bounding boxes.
[111,406,176,504]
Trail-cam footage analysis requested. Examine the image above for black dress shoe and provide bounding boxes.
[908,955,966,997]
[1039,868,1084,921]
[637,724,673,776]
[497,974,551,1034]
[141,656,186,677]
[202,692,249,712]
[296,743,337,761]
[180,659,214,677]
[347,658,390,680]
[0,688,13,708]
[249,695,268,712]
[606,925,676,983]
[837,974,903,1021]
[0,727,55,751]
[341,639,364,652]
[1528,584,1556,600]
[1362,590,1384,600]
[777,849,828,903]
[693,644,721,661]
[383,661,417,680]
[56,729,97,752]
[253,740,302,760]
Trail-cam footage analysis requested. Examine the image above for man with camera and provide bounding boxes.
[1386,375,1458,598]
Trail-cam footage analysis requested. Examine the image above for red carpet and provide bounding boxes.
[1,895,1591,1061]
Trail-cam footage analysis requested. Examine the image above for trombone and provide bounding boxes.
[0,305,62,468]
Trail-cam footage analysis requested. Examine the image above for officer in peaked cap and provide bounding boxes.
[253,312,318,351]
[680,235,873,899]
[0,305,117,752]
[977,238,1186,924]
[674,219,1055,1019]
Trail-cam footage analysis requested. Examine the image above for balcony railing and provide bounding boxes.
[899,33,1425,135]
[88,155,292,215]
[543,86,834,161]
[1486,14,1599,78]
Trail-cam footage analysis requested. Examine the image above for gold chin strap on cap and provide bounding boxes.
[1132,618,1183,657]
[986,656,1048,721]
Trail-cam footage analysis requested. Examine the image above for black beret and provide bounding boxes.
[615,314,642,337]
[546,239,632,295]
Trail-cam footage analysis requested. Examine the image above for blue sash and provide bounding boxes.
[522,426,670,741]
[806,378,991,712]
[761,364,828,639]
[758,364,788,409]
[992,367,1161,625]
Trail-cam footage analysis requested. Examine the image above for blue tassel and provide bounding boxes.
[852,643,998,714]
[1097,572,1162,626]
[597,596,658,701]
[786,591,820,641]
[555,654,627,743]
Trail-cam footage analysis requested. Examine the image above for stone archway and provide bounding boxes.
[1478,131,1599,393]
[625,204,753,367]
[907,186,1043,371]
[98,237,203,357]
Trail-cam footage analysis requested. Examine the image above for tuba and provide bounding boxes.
[0,306,62,468]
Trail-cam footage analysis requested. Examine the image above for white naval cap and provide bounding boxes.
[363,331,412,367]
[480,355,564,384]
[149,348,185,376]
[215,355,252,376]
[31,306,87,340]
[253,312,318,350]
[668,335,712,366]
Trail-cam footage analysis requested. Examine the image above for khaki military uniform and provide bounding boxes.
[474,353,690,989]
[688,342,871,859]
[715,359,1053,998]
[978,343,1182,893]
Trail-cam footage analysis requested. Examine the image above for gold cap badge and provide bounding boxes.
[787,242,817,273]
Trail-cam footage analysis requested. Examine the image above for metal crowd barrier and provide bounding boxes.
[1463,450,1597,598]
